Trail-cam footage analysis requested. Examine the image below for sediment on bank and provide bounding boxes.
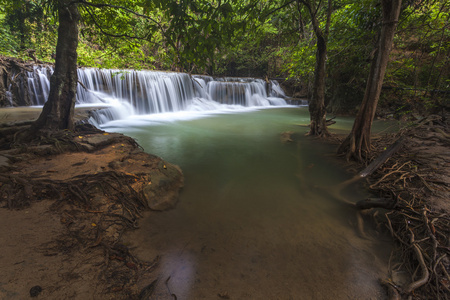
[0,123,184,299]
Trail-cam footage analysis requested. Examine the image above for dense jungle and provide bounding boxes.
[0,0,449,299]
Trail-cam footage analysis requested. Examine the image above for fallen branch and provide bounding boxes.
[77,80,89,91]
[359,136,406,178]
[330,136,406,201]
[326,116,336,126]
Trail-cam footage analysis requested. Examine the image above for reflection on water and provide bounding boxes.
[108,107,392,299]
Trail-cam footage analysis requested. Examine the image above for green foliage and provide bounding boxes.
[388,1,449,89]
[214,8,282,77]
[144,0,248,73]
[324,1,380,112]
[281,44,315,80]
[0,20,18,56]
[77,38,156,70]
[377,0,450,115]
[0,0,447,117]
[0,0,57,60]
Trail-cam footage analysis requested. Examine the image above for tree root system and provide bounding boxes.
[0,123,184,298]
[354,114,450,299]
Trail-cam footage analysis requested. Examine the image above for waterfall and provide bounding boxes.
[27,66,51,105]
[22,67,289,125]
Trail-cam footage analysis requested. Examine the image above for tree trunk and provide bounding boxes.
[308,31,329,136]
[338,0,402,161]
[18,8,27,50]
[300,0,332,136]
[33,0,80,131]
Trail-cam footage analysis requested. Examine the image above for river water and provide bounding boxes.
[103,107,392,299]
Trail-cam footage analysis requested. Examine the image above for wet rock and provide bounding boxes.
[280,131,294,143]
[143,162,184,211]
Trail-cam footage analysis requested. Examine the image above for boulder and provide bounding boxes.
[143,160,184,211]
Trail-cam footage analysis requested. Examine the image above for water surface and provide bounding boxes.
[105,107,391,299]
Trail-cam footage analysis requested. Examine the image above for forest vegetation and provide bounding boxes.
[0,0,448,157]
[1,0,448,113]
[0,1,449,299]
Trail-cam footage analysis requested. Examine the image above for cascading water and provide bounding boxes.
[27,66,51,106]
[23,66,291,126]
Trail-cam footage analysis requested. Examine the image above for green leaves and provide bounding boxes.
[0,0,56,59]
[0,24,18,56]
[1,0,445,111]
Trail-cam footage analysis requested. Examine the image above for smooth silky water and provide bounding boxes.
[103,107,393,299]
[17,66,393,298]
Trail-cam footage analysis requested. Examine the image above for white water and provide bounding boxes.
[24,67,292,125]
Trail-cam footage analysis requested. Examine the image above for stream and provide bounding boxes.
[103,106,393,299]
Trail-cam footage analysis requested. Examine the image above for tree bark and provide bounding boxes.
[338,0,402,161]
[33,0,80,131]
[308,29,329,136]
[300,0,332,136]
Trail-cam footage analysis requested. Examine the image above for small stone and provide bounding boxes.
[108,160,121,169]
[30,285,42,297]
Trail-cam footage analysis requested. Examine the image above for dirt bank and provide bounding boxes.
[0,123,184,299]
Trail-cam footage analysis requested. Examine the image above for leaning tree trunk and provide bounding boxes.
[338,0,402,161]
[33,0,80,131]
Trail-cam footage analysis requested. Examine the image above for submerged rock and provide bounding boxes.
[143,161,184,211]
[280,131,294,143]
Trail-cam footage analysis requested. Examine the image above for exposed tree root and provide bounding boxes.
[0,165,155,297]
[404,229,430,294]
[0,124,183,298]
[356,197,396,209]
[329,113,449,298]
[380,279,401,300]
[355,114,450,299]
